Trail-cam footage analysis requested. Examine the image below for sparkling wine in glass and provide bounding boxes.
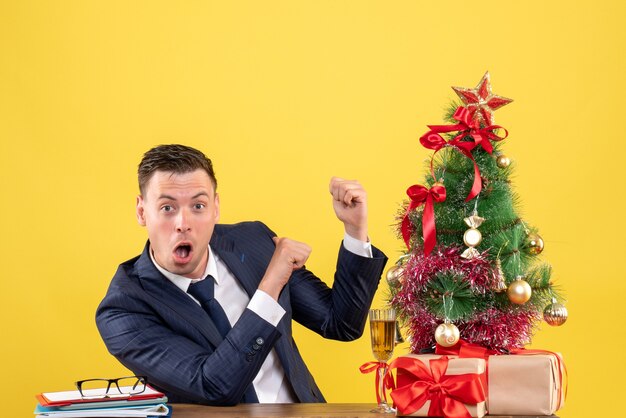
[369,309,396,413]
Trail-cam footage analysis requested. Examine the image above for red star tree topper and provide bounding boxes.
[452,71,513,126]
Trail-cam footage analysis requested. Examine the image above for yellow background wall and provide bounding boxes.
[1,1,624,416]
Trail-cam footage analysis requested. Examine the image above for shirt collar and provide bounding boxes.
[149,244,219,294]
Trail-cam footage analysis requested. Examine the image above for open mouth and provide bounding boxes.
[173,242,193,263]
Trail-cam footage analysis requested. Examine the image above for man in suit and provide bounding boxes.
[96,144,387,405]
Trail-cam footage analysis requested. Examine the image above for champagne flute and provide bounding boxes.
[369,308,396,413]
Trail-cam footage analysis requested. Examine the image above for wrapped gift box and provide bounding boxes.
[487,352,565,415]
[391,354,487,417]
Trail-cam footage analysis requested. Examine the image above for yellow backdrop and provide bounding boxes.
[2,1,624,417]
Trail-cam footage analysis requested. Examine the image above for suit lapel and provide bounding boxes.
[135,243,224,348]
[210,228,259,299]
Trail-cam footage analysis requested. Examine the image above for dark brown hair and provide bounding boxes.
[138,144,217,195]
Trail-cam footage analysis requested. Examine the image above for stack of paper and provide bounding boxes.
[34,385,170,418]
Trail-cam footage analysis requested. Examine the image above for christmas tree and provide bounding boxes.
[389,72,568,353]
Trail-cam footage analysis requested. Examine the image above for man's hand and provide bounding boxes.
[329,177,368,242]
[258,237,311,301]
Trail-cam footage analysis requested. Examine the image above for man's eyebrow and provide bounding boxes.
[157,192,210,201]
[157,194,177,201]
[192,192,210,199]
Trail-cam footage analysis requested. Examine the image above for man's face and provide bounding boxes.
[136,169,220,279]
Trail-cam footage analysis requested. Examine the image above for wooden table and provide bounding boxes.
[170,403,558,417]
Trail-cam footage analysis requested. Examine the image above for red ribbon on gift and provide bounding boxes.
[435,339,498,359]
[436,340,495,406]
[419,107,508,202]
[388,355,485,418]
[401,183,447,255]
[359,361,395,404]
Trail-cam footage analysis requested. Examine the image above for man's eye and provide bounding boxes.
[162,205,173,212]
[194,203,205,210]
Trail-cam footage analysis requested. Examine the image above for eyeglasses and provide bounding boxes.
[75,376,147,399]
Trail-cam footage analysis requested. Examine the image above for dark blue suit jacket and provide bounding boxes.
[96,221,387,405]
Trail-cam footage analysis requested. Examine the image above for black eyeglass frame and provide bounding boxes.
[74,376,148,399]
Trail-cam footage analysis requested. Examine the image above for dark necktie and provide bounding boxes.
[188,276,232,338]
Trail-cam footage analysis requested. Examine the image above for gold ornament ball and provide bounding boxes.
[386,265,404,284]
[496,154,511,168]
[434,322,460,347]
[507,279,532,304]
[524,233,545,255]
[463,228,483,247]
[543,302,568,326]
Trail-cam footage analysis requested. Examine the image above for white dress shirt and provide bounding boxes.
[150,233,372,403]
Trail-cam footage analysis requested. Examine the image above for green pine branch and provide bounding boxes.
[424,271,490,321]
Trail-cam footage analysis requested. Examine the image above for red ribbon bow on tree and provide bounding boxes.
[388,356,486,418]
[419,106,508,202]
[401,183,446,255]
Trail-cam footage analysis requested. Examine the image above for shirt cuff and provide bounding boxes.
[248,290,286,327]
[343,232,373,258]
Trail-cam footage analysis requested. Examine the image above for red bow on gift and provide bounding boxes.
[419,107,508,202]
[388,356,485,418]
[401,183,446,255]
